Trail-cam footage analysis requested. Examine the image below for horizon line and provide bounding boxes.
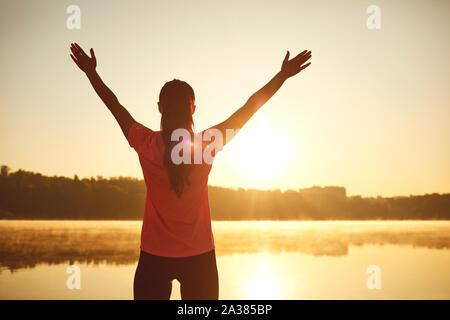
[2,164,449,199]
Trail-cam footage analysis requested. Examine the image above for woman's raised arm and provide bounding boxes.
[69,43,135,138]
[211,49,311,144]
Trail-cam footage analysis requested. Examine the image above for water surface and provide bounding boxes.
[1,220,449,299]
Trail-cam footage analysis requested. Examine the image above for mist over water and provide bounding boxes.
[1,220,449,299]
[1,220,449,271]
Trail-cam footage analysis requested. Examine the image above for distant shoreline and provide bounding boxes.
[1,166,450,220]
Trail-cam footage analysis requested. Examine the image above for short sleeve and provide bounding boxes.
[127,122,154,154]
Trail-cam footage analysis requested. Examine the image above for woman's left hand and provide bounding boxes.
[70,43,97,74]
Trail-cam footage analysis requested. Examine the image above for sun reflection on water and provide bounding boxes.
[244,256,281,299]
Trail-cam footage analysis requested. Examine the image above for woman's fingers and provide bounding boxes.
[70,43,80,54]
[300,62,311,71]
[90,48,97,66]
[284,50,290,62]
[70,54,80,67]
[70,46,80,58]
[90,48,97,65]
[74,43,86,56]
[70,44,83,58]
[294,50,308,60]
[299,52,312,65]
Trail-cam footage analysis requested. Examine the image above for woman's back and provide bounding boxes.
[128,122,215,257]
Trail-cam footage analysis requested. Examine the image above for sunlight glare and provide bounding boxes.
[244,258,281,299]
[228,119,291,181]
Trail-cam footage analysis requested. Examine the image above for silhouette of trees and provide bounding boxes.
[0,165,449,220]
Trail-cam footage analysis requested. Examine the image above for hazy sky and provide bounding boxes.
[1,0,449,196]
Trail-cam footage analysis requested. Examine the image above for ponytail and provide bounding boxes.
[159,79,195,198]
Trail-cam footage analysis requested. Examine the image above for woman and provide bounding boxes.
[69,43,311,299]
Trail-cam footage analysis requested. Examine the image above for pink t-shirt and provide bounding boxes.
[127,122,215,257]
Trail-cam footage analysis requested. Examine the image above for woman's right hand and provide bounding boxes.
[280,50,312,79]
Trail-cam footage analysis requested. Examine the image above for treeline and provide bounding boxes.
[0,165,449,220]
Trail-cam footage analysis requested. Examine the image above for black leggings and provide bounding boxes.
[134,249,219,300]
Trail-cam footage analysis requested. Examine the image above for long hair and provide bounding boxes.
[159,79,195,198]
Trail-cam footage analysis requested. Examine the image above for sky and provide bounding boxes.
[1,0,449,197]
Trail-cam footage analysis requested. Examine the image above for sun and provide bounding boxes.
[227,119,291,180]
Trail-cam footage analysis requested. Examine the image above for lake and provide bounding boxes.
[0,220,449,299]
